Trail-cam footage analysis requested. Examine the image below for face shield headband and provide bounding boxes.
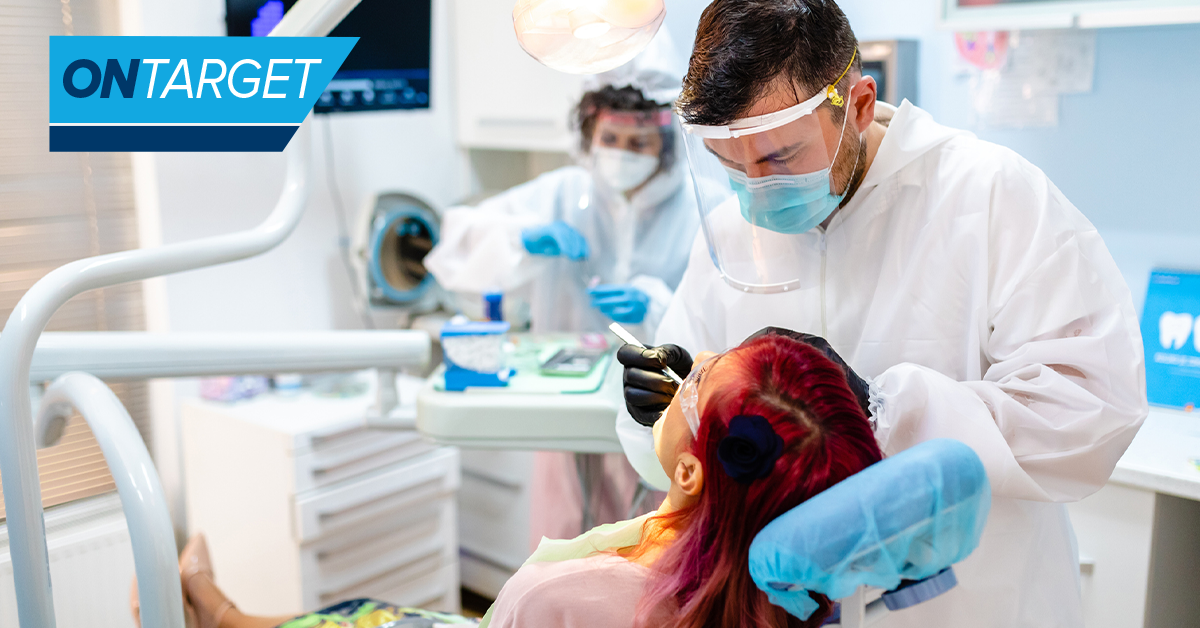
[677,51,867,294]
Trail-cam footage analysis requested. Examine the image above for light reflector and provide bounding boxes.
[513,0,665,74]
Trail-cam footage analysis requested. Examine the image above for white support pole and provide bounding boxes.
[268,0,362,38]
[35,373,186,628]
[840,586,868,628]
[0,123,309,628]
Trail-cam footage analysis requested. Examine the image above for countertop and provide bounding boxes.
[1110,407,1200,501]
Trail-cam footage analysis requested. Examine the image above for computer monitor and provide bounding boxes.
[860,40,919,108]
[225,0,431,114]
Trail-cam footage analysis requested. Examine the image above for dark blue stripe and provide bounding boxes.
[49,125,299,152]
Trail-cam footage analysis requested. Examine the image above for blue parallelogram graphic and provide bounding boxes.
[50,125,299,152]
[49,36,355,152]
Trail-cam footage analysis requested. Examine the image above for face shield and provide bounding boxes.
[680,56,861,294]
[589,109,675,193]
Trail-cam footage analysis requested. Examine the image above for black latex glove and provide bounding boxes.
[746,326,872,418]
[616,343,694,427]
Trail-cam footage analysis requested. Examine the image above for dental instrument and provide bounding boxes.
[607,322,683,384]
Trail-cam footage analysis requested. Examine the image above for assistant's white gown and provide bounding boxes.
[426,161,699,545]
[618,102,1147,627]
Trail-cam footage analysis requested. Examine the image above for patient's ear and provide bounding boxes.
[675,452,704,497]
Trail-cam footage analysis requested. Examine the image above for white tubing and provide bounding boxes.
[28,330,430,381]
[269,0,362,38]
[0,122,309,628]
[35,373,186,628]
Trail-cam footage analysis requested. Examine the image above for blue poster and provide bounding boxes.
[1141,269,1200,410]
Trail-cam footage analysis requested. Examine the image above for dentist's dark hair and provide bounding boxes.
[678,0,860,126]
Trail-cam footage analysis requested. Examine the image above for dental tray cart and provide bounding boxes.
[182,379,461,616]
[416,333,625,597]
[417,333,624,453]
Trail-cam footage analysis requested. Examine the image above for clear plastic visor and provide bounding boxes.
[589,109,674,154]
[679,352,722,436]
[680,89,852,294]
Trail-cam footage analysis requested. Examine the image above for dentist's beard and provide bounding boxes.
[833,131,868,209]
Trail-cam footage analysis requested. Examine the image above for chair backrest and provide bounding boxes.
[748,439,991,620]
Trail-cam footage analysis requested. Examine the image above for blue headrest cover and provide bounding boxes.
[748,439,991,620]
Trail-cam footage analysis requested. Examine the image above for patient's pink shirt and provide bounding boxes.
[486,554,671,627]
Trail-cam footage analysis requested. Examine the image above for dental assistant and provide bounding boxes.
[425,33,700,544]
[424,33,697,337]
[616,1,1147,626]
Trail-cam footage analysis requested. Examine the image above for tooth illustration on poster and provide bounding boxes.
[1159,311,1194,350]
[1141,269,1200,411]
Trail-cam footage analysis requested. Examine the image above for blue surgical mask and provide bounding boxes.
[726,167,845,234]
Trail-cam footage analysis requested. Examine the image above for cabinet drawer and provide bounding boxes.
[317,558,460,612]
[458,449,533,489]
[294,447,460,542]
[303,499,456,596]
[458,470,531,570]
[295,429,437,493]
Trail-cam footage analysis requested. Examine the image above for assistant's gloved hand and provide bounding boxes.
[520,220,589,260]
[746,326,872,419]
[616,343,693,427]
[588,284,650,324]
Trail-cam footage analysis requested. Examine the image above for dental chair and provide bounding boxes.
[749,439,991,627]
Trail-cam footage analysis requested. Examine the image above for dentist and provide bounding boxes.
[616,1,1147,626]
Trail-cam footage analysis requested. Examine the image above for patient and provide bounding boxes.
[142,333,881,628]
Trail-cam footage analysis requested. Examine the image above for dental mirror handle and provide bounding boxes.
[607,322,684,385]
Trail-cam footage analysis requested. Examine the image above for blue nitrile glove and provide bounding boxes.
[520,220,589,260]
[588,284,650,324]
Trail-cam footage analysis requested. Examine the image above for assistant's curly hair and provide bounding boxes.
[573,85,677,170]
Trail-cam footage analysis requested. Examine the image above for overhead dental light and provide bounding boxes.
[512,0,666,74]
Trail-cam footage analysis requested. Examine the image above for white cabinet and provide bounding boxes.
[1067,484,1156,628]
[1066,409,1200,628]
[457,449,536,598]
[451,0,583,151]
[182,392,461,616]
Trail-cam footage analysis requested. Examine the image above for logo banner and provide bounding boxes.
[50,36,357,152]
[1141,268,1200,411]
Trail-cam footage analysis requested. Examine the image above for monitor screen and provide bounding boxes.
[862,60,887,105]
[225,0,431,114]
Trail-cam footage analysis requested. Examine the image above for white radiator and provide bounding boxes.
[0,493,138,628]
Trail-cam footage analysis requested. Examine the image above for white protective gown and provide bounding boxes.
[425,163,698,337]
[617,102,1148,627]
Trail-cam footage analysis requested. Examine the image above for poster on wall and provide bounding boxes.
[1141,269,1200,411]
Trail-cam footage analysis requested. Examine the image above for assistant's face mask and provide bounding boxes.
[593,146,660,193]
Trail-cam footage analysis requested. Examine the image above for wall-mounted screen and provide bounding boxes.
[225,0,432,114]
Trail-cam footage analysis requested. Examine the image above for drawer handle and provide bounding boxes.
[463,468,523,491]
[318,477,445,526]
[311,440,430,476]
[320,550,444,599]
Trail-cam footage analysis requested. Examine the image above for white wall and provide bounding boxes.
[143,3,464,333]
[127,0,466,534]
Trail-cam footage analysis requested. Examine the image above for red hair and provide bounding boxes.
[634,334,883,627]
